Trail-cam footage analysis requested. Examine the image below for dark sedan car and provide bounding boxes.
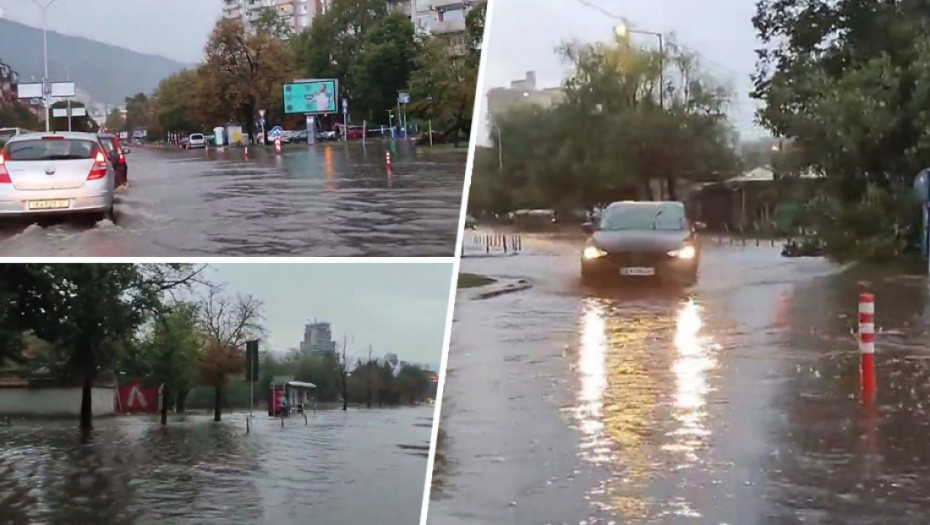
[580,201,702,287]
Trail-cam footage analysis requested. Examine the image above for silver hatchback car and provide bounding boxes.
[0,132,115,221]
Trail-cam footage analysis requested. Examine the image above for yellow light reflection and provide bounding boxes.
[324,146,335,191]
[577,301,609,461]
[664,298,715,466]
[575,297,718,520]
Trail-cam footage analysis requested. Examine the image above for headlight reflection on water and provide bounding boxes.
[575,296,719,518]
[665,298,717,466]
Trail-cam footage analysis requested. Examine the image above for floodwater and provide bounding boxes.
[0,142,465,256]
[0,406,434,524]
[432,230,930,524]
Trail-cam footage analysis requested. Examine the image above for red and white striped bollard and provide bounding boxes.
[386,151,392,175]
[859,292,876,400]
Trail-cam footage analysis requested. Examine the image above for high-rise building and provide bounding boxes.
[299,320,338,354]
[222,0,324,34]
[387,0,473,39]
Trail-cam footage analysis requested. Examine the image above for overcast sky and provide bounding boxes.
[0,0,222,63]
[204,263,453,370]
[478,0,767,142]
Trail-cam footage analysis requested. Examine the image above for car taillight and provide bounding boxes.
[118,151,125,162]
[0,152,10,184]
[88,150,108,180]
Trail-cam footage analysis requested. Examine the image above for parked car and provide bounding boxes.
[97,132,130,187]
[187,133,206,149]
[0,132,116,221]
[580,201,702,287]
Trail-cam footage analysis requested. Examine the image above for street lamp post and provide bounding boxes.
[31,0,59,132]
[615,23,665,109]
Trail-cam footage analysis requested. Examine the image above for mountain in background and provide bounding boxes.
[0,18,196,106]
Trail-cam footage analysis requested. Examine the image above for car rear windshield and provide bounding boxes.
[3,138,98,161]
[190,134,204,140]
[599,204,686,231]
[98,137,118,153]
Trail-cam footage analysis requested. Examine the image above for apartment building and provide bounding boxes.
[486,71,566,120]
[388,0,472,38]
[222,0,322,34]
[0,61,19,109]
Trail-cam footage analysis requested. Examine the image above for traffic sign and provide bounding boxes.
[258,109,266,118]
[398,92,410,104]
[269,126,285,139]
[342,98,348,111]
[259,118,266,128]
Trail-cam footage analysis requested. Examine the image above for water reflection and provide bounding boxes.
[665,299,716,466]
[577,301,610,462]
[574,295,718,519]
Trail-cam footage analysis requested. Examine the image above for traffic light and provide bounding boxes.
[245,340,259,382]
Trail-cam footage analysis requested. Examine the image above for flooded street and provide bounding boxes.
[0,143,465,256]
[432,231,930,524]
[0,406,433,524]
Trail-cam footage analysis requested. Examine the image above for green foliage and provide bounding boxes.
[471,38,737,215]
[124,93,149,132]
[0,101,41,131]
[48,101,98,132]
[752,0,930,258]
[253,7,294,41]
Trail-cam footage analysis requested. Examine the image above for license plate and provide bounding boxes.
[620,267,655,276]
[28,199,70,210]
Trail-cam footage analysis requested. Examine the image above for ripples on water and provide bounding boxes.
[0,407,433,524]
[0,143,465,257]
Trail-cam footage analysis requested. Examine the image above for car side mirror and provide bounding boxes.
[582,222,597,235]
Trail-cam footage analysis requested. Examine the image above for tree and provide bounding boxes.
[293,0,394,121]
[408,3,485,143]
[139,302,202,426]
[752,0,929,259]
[104,108,125,131]
[0,101,41,132]
[471,36,736,216]
[197,341,245,422]
[196,285,264,421]
[347,13,417,121]
[0,264,204,432]
[148,69,200,138]
[124,93,150,132]
[198,19,298,142]
[48,101,97,132]
[253,7,294,41]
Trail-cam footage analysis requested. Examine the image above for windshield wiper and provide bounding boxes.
[651,208,666,230]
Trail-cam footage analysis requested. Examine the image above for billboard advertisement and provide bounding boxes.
[283,79,338,115]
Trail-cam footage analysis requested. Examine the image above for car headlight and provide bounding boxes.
[668,245,696,259]
[583,246,607,259]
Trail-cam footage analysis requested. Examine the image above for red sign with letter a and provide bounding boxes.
[117,382,162,413]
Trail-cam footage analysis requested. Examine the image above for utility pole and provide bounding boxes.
[366,345,373,409]
[341,335,348,411]
[32,0,61,132]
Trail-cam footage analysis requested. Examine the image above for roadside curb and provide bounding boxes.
[465,278,533,300]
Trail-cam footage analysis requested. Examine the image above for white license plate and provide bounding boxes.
[28,199,70,210]
[620,267,655,276]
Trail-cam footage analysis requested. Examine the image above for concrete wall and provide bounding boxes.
[0,387,116,417]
